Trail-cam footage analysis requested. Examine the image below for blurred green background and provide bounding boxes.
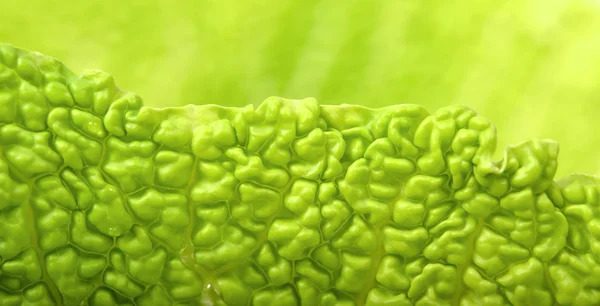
[2,0,600,178]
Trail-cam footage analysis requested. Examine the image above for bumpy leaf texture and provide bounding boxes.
[1,44,599,306]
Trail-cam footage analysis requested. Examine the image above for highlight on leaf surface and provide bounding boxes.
[0,43,599,306]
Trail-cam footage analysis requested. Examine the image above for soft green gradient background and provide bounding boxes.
[2,0,600,178]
